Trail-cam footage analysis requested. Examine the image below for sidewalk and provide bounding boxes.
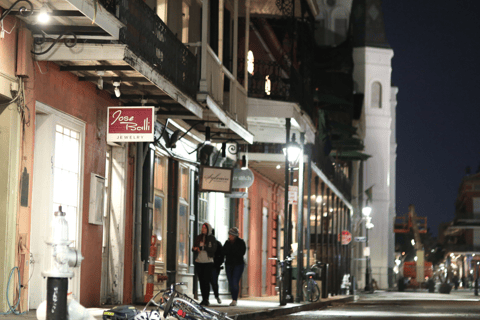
[1,295,353,320]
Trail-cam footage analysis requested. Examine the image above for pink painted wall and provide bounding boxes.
[34,61,120,307]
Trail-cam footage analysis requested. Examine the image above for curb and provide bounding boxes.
[234,296,354,320]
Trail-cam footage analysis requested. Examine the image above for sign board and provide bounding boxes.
[107,106,155,142]
[363,247,370,257]
[354,236,367,243]
[225,192,248,199]
[199,166,233,193]
[231,168,254,189]
[341,230,352,245]
[288,186,298,205]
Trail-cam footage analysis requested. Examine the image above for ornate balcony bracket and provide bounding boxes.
[0,0,33,23]
[31,32,78,55]
[275,0,293,16]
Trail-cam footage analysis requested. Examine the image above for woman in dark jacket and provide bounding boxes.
[192,222,217,306]
[223,227,246,306]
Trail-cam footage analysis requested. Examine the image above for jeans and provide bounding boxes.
[210,267,220,297]
[195,263,213,302]
[226,264,244,301]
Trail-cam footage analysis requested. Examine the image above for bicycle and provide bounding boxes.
[302,261,322,302]
[134,282,235,320]
[269,256,292,306]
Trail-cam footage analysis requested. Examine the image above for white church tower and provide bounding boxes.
[351,0,397,289]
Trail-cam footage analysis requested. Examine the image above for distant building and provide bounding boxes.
[438,170,480,286]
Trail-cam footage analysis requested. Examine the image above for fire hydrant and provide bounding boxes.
[40,206,84,320]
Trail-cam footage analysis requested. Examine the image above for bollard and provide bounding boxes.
[321,263,329,299]
[40,206,84,320]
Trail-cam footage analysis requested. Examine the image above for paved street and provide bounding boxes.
[271,290,480,319]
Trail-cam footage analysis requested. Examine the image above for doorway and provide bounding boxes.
[29,102,85,309]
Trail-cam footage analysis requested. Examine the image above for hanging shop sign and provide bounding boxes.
[288,186,298,205]
[107,106,155,142]
[199,166,233,193]
[231,168,254,189]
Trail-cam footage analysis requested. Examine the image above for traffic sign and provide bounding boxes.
[341,230,352,245]
[354,236,367,243]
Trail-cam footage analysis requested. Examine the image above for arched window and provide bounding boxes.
[247,50,254,75]
[371,81,382,108]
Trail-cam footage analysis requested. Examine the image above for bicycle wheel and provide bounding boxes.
[302,280,320,302]
[170,297,215,320]
[310,282,320,302]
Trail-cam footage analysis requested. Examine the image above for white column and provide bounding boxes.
[199,0,209,93]
[232,0,238,79]
[244,0,251,91]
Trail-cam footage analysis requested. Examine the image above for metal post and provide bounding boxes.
[331,194,336,295]
[336,196,341,295]
[296,133,305,302]
[338,199,344,294]
[325,188,331,296]
[365,226,371,292]
[306,145,312,276]
[282,118,291,305]
[314,177,319,259]
[320,182,325,263]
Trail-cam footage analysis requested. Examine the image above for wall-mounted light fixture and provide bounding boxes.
[113,80,121,98]
[97,71,104,90]
[141,97,148,106]
[37,2,50,24]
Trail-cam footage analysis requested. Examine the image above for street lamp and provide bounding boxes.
[283,133,301,167]
[362,205,373,292]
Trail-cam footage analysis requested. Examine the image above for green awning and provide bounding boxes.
[330,150,371,161]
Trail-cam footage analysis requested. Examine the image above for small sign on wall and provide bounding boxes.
[107,106,155,142]
[288,186,298,205]
[199,166,233,193]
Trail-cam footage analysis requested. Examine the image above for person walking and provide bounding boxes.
[223,227,246,306]
[210,229,224,304]
[192,222,217,306]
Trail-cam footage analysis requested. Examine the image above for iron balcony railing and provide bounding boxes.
[237,59,313,117]
[98,0,198,99]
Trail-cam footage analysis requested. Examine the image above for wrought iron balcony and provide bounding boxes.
[238,59,313,118]
[98,0,198,99]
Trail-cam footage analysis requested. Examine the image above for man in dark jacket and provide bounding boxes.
[210,229,224,304]
[223,227,246,306]
[192,222,217,306]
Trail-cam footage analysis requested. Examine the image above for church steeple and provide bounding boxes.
[350,0,390,48]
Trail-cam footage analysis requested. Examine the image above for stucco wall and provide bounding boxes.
[34,61,119,307]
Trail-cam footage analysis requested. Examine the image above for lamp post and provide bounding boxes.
[282,119,301,305]
[362,205,373,292]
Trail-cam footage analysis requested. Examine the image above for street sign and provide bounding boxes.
[354,236,367,243]
[341,230,352,245]
[288,186,298,205]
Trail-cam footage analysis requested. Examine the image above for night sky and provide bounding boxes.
[381,1,480,236]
